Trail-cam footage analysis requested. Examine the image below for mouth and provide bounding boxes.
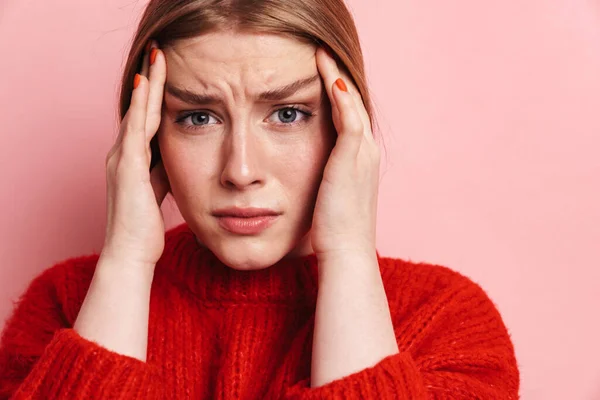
[212,207,281,235]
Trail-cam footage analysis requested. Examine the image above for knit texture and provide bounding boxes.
[0,222,519,399]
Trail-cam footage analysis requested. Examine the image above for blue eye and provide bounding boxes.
[176,111,218,128]
[278,108,298,123]
[268,107,313,125]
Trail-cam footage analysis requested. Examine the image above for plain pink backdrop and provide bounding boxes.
[1,1,599,398]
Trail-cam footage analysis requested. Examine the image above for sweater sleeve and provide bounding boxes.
[0,258,164,400]
[284,264,520,400]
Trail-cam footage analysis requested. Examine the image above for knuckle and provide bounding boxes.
[122,118,138,136]
[348,119,363,136]
[146,113,161,131]
[113,155,135,180]
[120,139,138,160]
[121,114,145,137]
[121,143,148,167]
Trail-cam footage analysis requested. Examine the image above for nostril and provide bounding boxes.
[223,180,237,189]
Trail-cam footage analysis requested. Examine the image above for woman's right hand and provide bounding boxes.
[101,41,170,269]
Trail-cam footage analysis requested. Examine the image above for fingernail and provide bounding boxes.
[335,78,347,92]
[145,40,152,53]
[134,73,141,89]
[150,48,158,65]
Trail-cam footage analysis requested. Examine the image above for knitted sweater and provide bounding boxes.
[0,222,519,399]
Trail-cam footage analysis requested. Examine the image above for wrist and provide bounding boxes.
[316,246,377,264]
[96,252,156,281]
[316,247,379,278]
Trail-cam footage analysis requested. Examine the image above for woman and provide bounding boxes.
[0,0,520,398]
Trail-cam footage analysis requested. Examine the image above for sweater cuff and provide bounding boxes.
[284,352,427,400]
[11,328,162,400]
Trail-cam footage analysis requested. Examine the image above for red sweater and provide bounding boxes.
[0,223,519,399]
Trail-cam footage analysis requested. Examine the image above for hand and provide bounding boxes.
[101,41,171,268]
[310,48,381,261]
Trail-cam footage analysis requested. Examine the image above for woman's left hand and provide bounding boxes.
[310,47,381,261]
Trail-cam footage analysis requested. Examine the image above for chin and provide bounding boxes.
[210,237,291,271]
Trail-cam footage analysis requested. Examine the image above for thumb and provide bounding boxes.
[150,160,171,207]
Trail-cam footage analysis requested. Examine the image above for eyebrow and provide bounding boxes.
[165,74,321,105]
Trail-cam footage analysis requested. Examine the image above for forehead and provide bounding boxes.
[163,31,318,94]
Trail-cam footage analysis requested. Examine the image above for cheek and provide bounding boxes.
[158,130,217,195]
[272,124,334,199]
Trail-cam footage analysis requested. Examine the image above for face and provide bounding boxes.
[158,30,336,270]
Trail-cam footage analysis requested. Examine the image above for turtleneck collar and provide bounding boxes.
[156,222,320,308]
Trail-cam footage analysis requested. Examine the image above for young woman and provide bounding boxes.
[0,0,520,398]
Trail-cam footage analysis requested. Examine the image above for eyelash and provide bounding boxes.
[174,106,315,132]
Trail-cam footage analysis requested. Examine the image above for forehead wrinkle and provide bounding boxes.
[165,73,323,106]
[164,42,321,106]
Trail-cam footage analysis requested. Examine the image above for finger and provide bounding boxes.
[316,47,374,142]
[339,70,374,142]
[150,160,171,207]
[145,45,167,142]
[140,40,153,79]
[121,74,150,158]
[331,77,364,159]
[315,47,344,136]
[111,41,152,152]
[315,47,337,109]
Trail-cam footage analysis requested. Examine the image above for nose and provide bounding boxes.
[220,126,265,190]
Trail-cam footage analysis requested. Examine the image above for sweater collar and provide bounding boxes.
[157,222,320,307]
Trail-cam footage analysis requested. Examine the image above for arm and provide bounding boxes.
[310,251,399,387]
[73,254,154,361]
[0,257,164,400]
[285,259,520,400]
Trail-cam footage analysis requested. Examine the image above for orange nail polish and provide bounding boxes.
[134,73,141,89]
[335,78,347,92]
[150,48,158,65]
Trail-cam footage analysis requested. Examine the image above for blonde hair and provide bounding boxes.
[118,0,378,170]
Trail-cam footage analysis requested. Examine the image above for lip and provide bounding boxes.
[212,207,281,235]
[212,207,281,218]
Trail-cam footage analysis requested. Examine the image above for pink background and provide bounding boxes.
[1,1,599,398]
